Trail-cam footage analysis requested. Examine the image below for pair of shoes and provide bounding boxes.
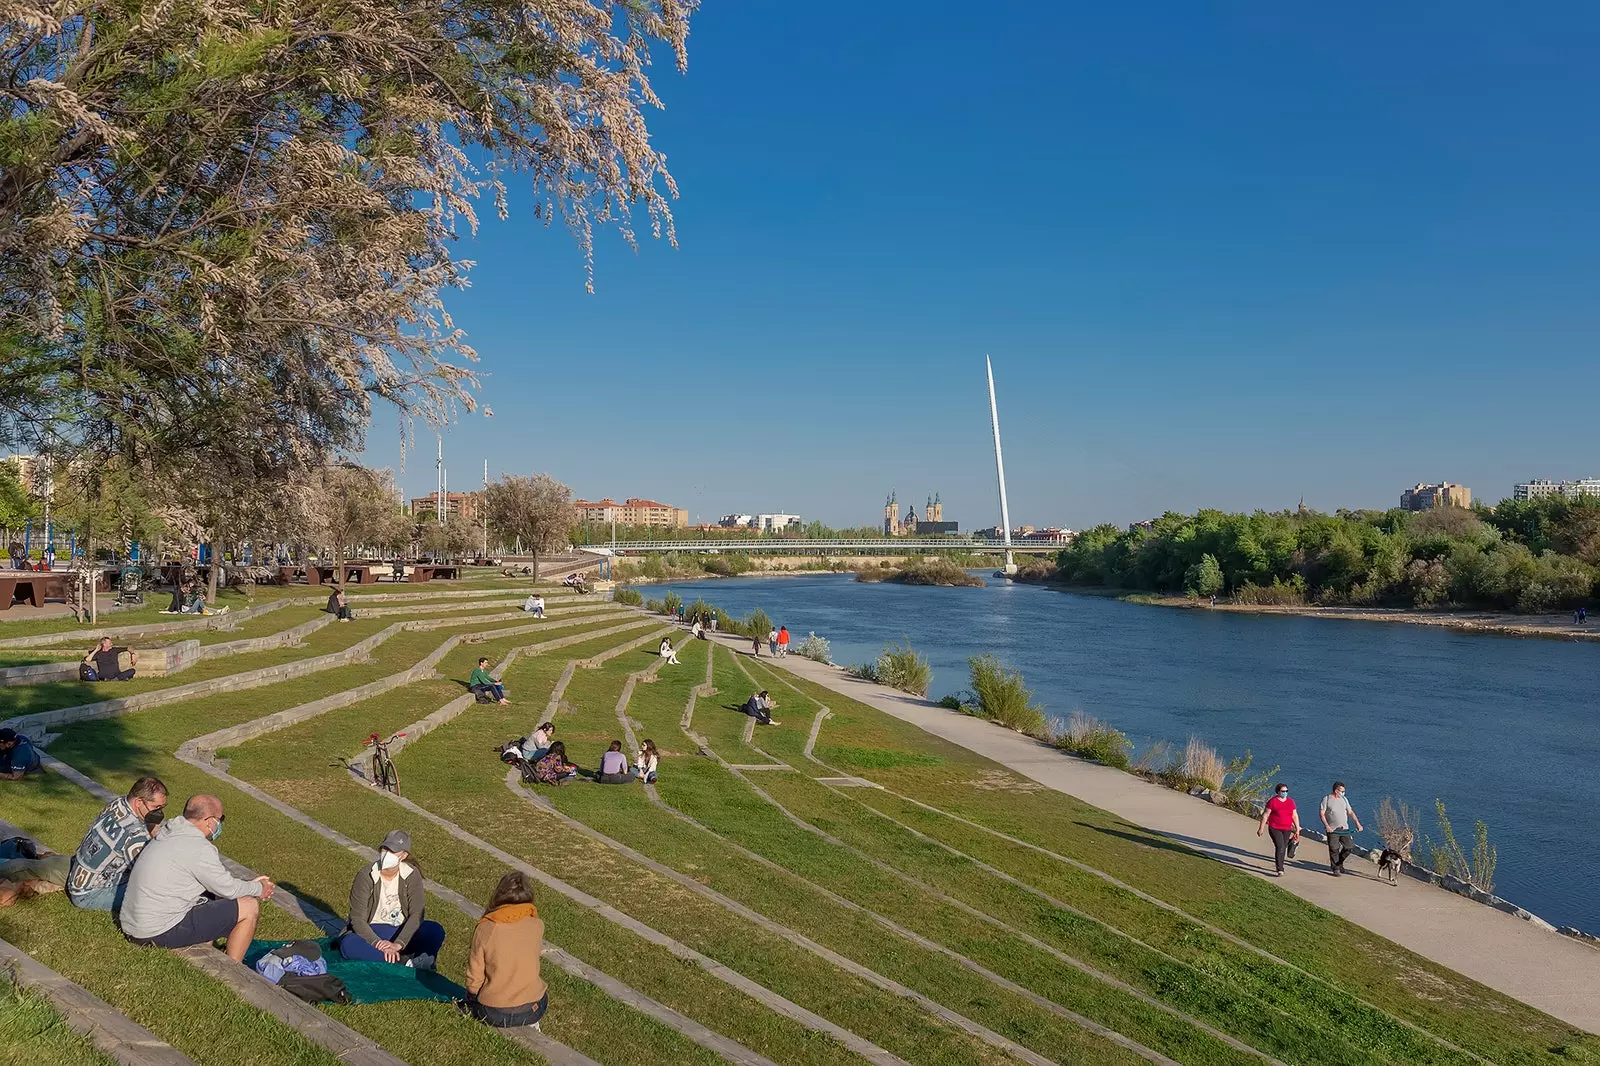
[1331,868,1342,876]
[405,953,436,971]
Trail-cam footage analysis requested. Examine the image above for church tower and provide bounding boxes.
[884,492,901,536]
[926,492,943,525]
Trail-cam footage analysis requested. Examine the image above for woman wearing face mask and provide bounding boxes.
[341,829,447,966]
[1256,783,1301,877]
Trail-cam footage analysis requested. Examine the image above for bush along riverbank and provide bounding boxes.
[634,591,834,664]
[854,558,986,586]
[846,640,1585,939]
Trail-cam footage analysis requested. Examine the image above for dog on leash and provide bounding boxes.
[1375,848,1405,885]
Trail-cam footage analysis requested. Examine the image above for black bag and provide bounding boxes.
[79,663,98,681]
[269,939,323,963]
[1287,836,1300,859]
[279,972,350,1005]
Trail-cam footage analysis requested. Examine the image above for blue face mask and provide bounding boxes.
[1276,791,1288,799]
[209,820,223,841]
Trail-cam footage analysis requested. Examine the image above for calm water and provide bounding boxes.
[651,573,1600,932]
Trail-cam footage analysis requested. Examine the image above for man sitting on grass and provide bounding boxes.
[67,776,167,912]
[120,795,273,962]
[0,728,41,779]
[82,637,136,681]
[468,657,509,704]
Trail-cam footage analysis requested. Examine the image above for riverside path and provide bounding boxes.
[714,634,1600,1035]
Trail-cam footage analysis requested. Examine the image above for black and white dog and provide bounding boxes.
[1376,848,1405,885]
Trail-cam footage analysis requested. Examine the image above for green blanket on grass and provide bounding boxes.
[244,938,465,1005]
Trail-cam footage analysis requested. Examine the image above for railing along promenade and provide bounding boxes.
[584,537,1062,555]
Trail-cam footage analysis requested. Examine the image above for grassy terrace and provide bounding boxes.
[2,578,1597,1066]
[0,981,117,1066]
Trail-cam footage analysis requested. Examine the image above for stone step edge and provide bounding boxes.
[0,936,197,1066]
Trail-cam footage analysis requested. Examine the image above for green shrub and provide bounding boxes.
[936,694,964,711]
[1051,710,1132,769]
[663,591,683,615]
[613,587,643,606]
[644,597,664,613]
[966,654,1045,735]
[794,632,832,664]
[852,639,932,697]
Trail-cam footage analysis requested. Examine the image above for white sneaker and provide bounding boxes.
[407,953,436,970]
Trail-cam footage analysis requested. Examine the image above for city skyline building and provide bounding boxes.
[1512,478,1600,501]
[575,497,689,528]
[1400,482,1472,511]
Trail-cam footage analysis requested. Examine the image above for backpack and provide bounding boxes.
[79,663,99,681]
[278,972,350,1005]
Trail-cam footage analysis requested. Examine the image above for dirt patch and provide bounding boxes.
[965,769,1046,793]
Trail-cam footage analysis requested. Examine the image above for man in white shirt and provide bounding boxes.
[1319,781,1364,876]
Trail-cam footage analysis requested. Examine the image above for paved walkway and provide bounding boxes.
[726,639,1600,1035]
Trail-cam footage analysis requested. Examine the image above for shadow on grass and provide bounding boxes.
[1083,821,1323,878]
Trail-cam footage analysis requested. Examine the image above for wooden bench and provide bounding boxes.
[407,565,434,583]
[3,573,71,608]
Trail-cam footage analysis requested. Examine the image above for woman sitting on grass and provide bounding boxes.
[465,871,547,1029]
[528,723,554,761]
[341,830,446,967]
[595,740,631,784]
[532,742,577,786]
[635,739,659,784]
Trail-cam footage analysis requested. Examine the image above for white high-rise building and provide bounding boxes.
[1512,478,1600,501]
[756,513,802,532]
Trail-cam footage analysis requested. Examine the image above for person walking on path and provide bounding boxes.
[1256,782,1301,876]
[1320,781,1364,876]
[777,626,790,657]
[768,627,779,657]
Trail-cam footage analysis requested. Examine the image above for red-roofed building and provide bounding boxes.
[575,497,689,529]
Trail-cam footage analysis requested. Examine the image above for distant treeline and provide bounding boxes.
[1047,497,1600,612]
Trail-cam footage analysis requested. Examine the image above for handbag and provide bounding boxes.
[1287,834,1300,859]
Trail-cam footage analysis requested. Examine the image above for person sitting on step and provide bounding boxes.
[741,690,778,726]
[67,776,168,912]
[81,637,137,681]
[0,728,41,780]
[465,871,547,1029]
[468,657,509,704]
[326,586,353,622]
[595,740,631,784]
[341,830,446,968]
[532,742,577,786]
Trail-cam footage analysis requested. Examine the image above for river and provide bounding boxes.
[648,572,1600,933]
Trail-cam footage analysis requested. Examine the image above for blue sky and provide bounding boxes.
[363,3,1600,529]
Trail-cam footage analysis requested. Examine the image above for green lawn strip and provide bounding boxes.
[32,619,687,1066]
[562,648,1245,1066]
[765,666,1600,1066]
[737,661,1451,1066]
[397,641,1075,1066]
[7,604,330,655]
[220,640,859,1066]
[565,644,1163,1066]
[692,647,788,759]
[0,650,82,667]
[0,980,119,1066]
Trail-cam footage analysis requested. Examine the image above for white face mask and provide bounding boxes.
[380,850,400,871]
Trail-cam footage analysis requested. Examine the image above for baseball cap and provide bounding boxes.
[380,829,411,853]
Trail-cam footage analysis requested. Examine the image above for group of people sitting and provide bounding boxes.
[166,580,223,616]
[560,574,590,594]
[0,777,550,1029]
[742,690,780,726]
[326,587,354,622]
[512,723,659,786]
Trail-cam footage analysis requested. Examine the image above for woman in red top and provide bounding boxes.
[1256,782,1301,876]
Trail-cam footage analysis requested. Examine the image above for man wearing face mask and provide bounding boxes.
[1320,781,1364,877]
[67,776,168,912]
[120,794,273,961]
[340,830,446,967]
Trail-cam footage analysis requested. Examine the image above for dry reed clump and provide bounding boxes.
[966,654,1046,736]
[1376,796,1418,860]
[1181,736,1226,791]
[1050,710,1132,769]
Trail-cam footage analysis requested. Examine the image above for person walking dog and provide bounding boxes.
[1320,781,1363,876]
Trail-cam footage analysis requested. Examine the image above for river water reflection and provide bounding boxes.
[649,572,1600,932]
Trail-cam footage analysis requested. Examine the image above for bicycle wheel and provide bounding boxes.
[381,755,400,795]
[371,754,389,791]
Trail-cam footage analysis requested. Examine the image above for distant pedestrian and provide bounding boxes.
[751,634,762,657]
[1320,781,1363,876]
[709,616,718,634]
[1256,783,1300,877]
[777,626,790,657]
[1582,607,1589,625]
[676,604,685,625]
[767,627,779,656]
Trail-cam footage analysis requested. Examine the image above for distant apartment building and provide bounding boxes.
[1,454,38,492]
[410,491,483,523]
[1399,482,1472,511]
[575,497,689,529]
[756,514,803,533]
[978,525,1073,543]
[1512,478,1600,502]
[718,513,754,529]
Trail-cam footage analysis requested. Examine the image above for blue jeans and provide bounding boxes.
[341,921,447,962]
[468,992,547,1028]
[69,879,128,912]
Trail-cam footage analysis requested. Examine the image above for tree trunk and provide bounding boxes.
[206,532,220,604]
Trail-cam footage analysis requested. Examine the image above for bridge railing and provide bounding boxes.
[581,537,1064,554]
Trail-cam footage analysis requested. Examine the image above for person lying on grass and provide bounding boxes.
[0,834,70,908]
[532,742,578,786]
[464,870,547,1029]
[120,794,273,962]
[0,728,41,779]
[67,776,168,912]
[468,657,510,704]
[341,829,446,968]
[595,740,631,784]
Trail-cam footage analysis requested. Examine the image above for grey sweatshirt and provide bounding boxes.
[119,816,262,939]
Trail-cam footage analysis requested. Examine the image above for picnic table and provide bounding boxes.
[0,572,72,610]
[430,566,459,580]
[276,566,300,586]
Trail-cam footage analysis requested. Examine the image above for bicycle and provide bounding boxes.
[366,731,406,794]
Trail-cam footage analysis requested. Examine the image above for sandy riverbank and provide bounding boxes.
[1042,585,1600,643]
